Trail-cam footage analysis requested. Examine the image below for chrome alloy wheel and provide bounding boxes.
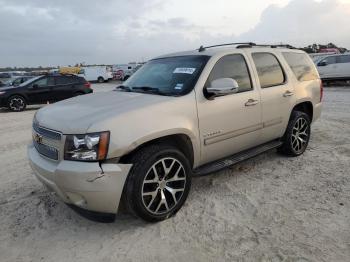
[9,97,25,111]
[291,117,309,153]
[141,157,187,215]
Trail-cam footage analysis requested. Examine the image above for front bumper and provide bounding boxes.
[28,143,132,214]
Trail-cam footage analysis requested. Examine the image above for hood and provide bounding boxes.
[35,90,175,134]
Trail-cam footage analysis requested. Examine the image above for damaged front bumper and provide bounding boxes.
[27,143,132,214]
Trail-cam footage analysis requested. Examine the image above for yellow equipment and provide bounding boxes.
[59,67,81,75]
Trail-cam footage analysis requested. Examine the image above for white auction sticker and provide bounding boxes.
[173,68,196,74]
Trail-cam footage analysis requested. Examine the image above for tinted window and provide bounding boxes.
[283,52,318,81]
[33,77,54,87]
[252,53,285,88]
[337,55,350,64]
[206,54,252,93]
[56,76,76,85]
[320,56,336,65]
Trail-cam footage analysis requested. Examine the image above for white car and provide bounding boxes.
[316,54,350,81]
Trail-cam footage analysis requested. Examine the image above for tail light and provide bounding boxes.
[84,81,91,88]
[320,81,323,102]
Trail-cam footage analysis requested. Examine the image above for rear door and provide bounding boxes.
[248,51,296,142]
[51,76,75,101]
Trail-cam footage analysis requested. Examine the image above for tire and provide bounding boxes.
[279,111,311,156]
[124,144,192,222]
[123,75,130,81]
[97,77,104,83]
[7,95,27,112]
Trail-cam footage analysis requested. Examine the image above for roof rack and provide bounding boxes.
[198,42,296,52]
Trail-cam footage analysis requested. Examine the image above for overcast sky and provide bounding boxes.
[0,0,349,67]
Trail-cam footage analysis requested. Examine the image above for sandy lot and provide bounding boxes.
[0,84,349,262]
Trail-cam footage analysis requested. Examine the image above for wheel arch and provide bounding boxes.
[119,133,195,168]
[291,101,313,122]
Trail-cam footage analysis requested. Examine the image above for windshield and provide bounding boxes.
[120,55,210,96]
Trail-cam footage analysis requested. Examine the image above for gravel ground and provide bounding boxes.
[0,83,349,262]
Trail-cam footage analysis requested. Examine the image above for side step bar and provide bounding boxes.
[193,140,282,176]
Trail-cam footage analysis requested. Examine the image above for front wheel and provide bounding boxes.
[97,77,104,83]
[124,144,192,222]
[8,95,27,112]
[279,111,311,156]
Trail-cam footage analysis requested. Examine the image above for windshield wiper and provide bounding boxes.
[132,86,168,96]
[115,85,131,92]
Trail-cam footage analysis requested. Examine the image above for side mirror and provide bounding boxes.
[205,78,239,99]
[318,61,327,67]
[31,84,39,89]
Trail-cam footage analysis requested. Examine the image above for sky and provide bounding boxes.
[0,0,350,67]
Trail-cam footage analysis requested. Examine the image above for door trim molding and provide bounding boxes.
[203,117,283,146]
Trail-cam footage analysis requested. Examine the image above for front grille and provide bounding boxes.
[33,122,62,140]
[32,122,62,161]
[33,140,59,160]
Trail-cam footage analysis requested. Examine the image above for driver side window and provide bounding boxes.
[33,77,54,88]
[33,77,48,88]
[206,54,252,93]
[320,56,337,65]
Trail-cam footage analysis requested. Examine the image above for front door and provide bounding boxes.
[27,76,55,104]
[317,56,338,79]
[196,53,262,164]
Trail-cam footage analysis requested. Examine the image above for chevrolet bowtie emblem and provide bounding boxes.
[34,133,43,144]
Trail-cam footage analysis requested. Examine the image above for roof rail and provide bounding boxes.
[198,42,296,52]
[198,42,256,52]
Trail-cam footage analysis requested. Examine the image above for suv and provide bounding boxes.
[316,53,350,81]
[0,74,92,111]
[28,43,322,222]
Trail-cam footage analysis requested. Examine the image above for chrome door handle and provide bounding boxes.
[283,90,294,97]
[245,99,259,106]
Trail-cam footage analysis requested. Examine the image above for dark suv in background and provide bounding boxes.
[0,74,92,111]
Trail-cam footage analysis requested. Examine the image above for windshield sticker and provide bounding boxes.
[173,68,196,74]
[174,83,184,90]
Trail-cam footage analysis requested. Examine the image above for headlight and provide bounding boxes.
[64,131,110,161]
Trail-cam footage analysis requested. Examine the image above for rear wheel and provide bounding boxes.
[8,95,26,112]
[124,144,192,222]
[279,111,311,156]
[97,77,104,83]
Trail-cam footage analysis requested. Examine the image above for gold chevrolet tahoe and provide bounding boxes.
[28,43,323,222]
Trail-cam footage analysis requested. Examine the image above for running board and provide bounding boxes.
[194,140,282,176]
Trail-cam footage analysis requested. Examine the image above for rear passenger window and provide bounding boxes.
[252,53,285,88]
[206,54,252,93]
[56,76,75,85]
[337,55,350,64]
[282,52,319,81]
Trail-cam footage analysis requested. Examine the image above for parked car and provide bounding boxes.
[3,76,35,87]
[316,53,350,81]
[28,43,322,222]
[0,74,92,111]
[81,66,113,83]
